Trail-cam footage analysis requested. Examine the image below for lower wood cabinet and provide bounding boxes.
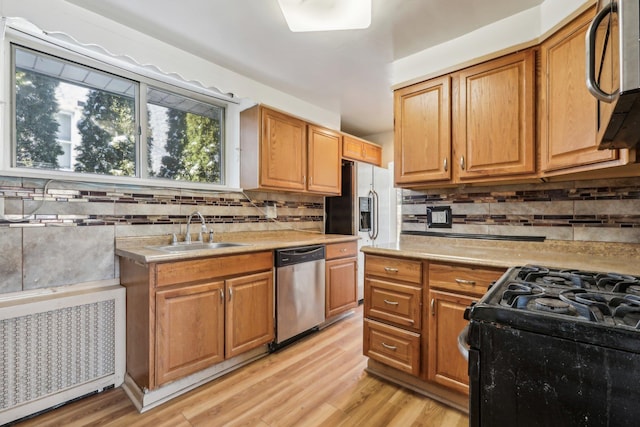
[325,241,358,319]
[155,281,225,385]
[120,251,274,391]
[363,318,420,375]
[362,253,505,406]
[225,271,274,358]
[427,262,504,394]
[427,290,475,394]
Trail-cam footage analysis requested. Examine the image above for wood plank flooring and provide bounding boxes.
[14,306,469,427]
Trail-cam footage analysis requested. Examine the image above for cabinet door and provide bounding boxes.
[156,281,225,386]
[457,50,535,180]
[225,270,274,358]
[540,8,625,172]
[260,108,307,191]
[343,135,382,166]
[394,76,452,185]
[428,289,474,395]
[326,257,358,318]
[307,125,341,194]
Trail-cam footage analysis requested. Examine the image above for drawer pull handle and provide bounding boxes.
[455,278,476,286]
[384,267,399,273]
[383,299,399,306]
[381,342,397,351]
[340,248,347,252]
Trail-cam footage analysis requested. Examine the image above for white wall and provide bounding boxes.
[0,0,341,130]
[391,0,595,88]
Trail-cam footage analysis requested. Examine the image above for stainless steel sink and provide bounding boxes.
[148,242,250,252]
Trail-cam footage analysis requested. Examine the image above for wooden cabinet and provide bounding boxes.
[225,271,274,358]
[540,6,630,174]
[325,241,358,319]
[427,262,504,395]
[394,49,535,187]
[307,125,342,194]
[240,105,341,195]
[155,281,225,385]
[456,50,536,180]
[342,134,382,166]
[394,76,452,184]
[363,254,424,376]
[120,251,274,390]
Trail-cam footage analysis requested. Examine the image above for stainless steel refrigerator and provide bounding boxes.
[325,160,398,301]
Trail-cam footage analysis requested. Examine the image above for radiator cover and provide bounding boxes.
[0,285,125,424]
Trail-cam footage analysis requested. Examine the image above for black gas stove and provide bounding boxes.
[466,265,640,427]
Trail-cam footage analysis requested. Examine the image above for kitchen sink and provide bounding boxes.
[148,242,250,252]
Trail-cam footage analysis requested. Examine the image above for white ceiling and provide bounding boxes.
[67,0,544,137]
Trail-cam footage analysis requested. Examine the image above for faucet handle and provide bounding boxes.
[209,228,214,243]
[171,233,178,245]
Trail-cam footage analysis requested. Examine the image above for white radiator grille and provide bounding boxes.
[0,285,125,423]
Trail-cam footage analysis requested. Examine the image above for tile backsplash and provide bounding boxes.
[401,177,640,243]
[0,176,323,294]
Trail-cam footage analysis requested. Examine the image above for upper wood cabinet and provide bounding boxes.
[539,7,629,174]
[240,105,341,195]
[307,125,342,194]
[394,76,452,185]
[342,134,383,166]
[394,49,536,187]
[456,50,536,180]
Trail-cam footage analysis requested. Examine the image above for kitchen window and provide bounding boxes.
[6,39,230,188]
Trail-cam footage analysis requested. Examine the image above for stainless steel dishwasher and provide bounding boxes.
[274,245,325,346]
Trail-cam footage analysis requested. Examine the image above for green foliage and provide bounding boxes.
[74,90,136,175]
[159,109,221,183]
[15,70,63,169]
[158,109,187,178]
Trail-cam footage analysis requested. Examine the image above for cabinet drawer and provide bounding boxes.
[156,251,273,287]
[326,241,358,260]
[365,255,422,285]
[365,278,421,330]
[429,262,504,297]
[363,319,420,376]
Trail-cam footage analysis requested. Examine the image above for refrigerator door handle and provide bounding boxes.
[371,189,380,240]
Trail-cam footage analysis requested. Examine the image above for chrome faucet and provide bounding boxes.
[185,211,207,243]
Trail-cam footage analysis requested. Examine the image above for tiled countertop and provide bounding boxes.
[361,234,640,276]
[115,230,359,264]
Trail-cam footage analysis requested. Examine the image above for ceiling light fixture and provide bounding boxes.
[277,0,371,32]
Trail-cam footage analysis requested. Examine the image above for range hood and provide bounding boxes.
[586,0,640,150]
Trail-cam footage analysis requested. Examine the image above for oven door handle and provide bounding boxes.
[457,324,470,361]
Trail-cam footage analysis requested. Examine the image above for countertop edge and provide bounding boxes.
[116,233,360,264]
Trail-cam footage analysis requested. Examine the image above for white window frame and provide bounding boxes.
[0,17,242,191]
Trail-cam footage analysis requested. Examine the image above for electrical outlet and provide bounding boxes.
[265,204,277,219]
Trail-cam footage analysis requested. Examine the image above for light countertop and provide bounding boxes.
[115,230,359,264]
[361,234,640,276]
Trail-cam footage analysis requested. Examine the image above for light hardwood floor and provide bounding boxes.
[14,306,469,427]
